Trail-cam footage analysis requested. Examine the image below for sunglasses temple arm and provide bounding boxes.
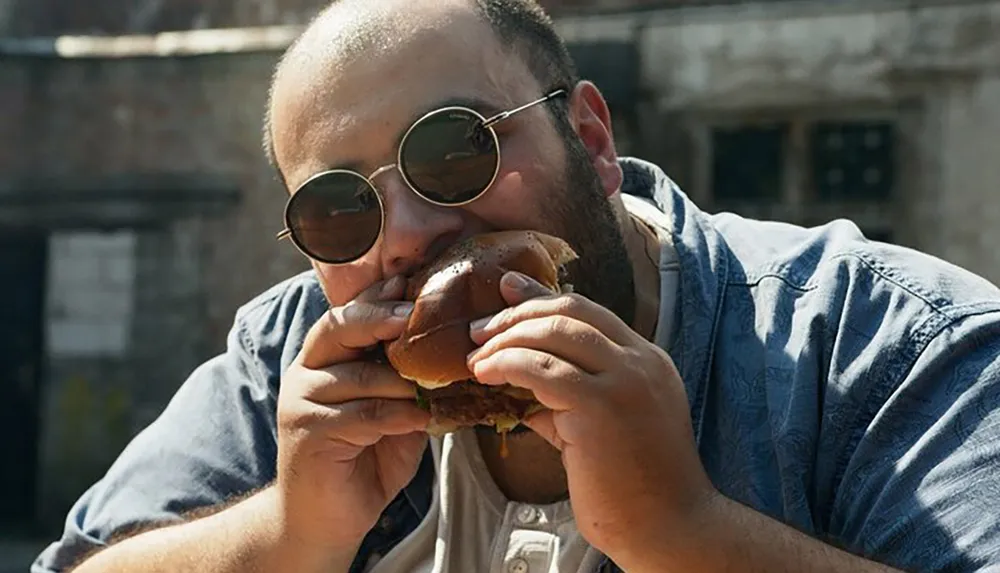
[276,229,292,240]
[482,89,568,128]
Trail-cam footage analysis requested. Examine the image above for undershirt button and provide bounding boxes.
[508,557,530,573]
[515,506,539,525]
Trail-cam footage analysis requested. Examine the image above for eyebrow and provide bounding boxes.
[424,96,505,118]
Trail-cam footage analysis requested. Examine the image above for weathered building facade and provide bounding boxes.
[558,0,1000,272]
[0,0,997,538]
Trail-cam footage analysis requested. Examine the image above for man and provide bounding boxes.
[33,0,1000,571]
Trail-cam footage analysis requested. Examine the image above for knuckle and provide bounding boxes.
[547,315,572,336]
[278,402,323,434]
[355,399,385,424]
[325,305,348,329]
[353,361,377,391]
[551,294,582,317]
[534,352,558,373]
[491,308,513,330]
[563,292,587,308]
[279,367,318,404]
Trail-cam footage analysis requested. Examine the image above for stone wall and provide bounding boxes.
[35,224,239,521]
[558,0,1000,284]
[0,52,310,344]
[0,53,310,523]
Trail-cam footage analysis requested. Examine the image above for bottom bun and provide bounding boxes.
[417,381,544,437]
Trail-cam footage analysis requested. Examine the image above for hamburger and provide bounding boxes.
[385,230,578,440]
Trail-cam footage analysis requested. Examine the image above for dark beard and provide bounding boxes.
[542,135,636,329]
[469,138,636,440]
[436,138,636,442]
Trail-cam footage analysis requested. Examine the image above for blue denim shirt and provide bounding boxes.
[35,158,1000,572]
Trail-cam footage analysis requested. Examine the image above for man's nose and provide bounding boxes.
[375,168,464,277]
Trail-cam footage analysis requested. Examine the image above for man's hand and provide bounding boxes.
[467,271,905,573]
[68,277,430,573]
[466,271,715,568]
[276,276,431,559]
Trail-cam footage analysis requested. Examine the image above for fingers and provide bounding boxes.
[283,399,431,459]
[521,409,564,451]
[298,276,414,369]
[297,361,419,405]
[355,275,406,303]
[470,277,632,347]
[330,399,431,446]
[468,316,620,374]
[498,271,555,304]
[470,347,588,411]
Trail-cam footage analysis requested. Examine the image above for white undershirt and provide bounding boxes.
[366,430,602,573]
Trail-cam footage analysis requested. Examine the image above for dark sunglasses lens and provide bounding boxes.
[401,109,498,204]
[286,173,381,263]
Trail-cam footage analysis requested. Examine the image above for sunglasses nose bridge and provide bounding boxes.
[366,163,417,206]
[368,163,399,182]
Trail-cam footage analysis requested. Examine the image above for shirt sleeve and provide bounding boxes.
[31,315,279,573]
[828,310,1000,572]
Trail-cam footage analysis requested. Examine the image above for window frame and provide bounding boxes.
[684,105,909,241]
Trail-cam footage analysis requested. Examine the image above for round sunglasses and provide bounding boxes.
[276,89,568,265]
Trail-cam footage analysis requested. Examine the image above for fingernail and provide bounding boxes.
[503,272,529,290]
[393,303,414,317]
[469,315,494,333]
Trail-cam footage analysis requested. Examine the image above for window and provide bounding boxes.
[711,123,788,201]
[810,121,895,201]
[696,114,899,239]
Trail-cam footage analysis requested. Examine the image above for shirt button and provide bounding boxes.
[515,506,539,525]
[508,558,530,573]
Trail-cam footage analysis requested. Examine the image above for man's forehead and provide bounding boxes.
[276,1,514,111]
[278,0,496,79]
[270,0,539,184]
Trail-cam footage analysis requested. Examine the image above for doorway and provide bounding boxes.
[0,231,48,531]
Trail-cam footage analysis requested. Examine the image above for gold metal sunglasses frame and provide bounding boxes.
[276,89,568,264]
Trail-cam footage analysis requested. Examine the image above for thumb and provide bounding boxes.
[297,275,410,369]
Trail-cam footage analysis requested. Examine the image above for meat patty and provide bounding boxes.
[421,380,538,427]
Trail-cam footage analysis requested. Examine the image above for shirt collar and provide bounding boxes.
[619,157,730,444]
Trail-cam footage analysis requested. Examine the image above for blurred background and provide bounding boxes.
[1,0,998,567]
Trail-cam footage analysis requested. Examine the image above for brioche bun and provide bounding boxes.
[384,230,577,434]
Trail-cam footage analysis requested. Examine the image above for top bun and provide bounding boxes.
[385,230,577,389]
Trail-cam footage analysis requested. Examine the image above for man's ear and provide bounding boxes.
[566,81,623,198]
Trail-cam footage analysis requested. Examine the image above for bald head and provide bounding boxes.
[260,0,629,328]
[262,0,578,186]
[275,0,459,87]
